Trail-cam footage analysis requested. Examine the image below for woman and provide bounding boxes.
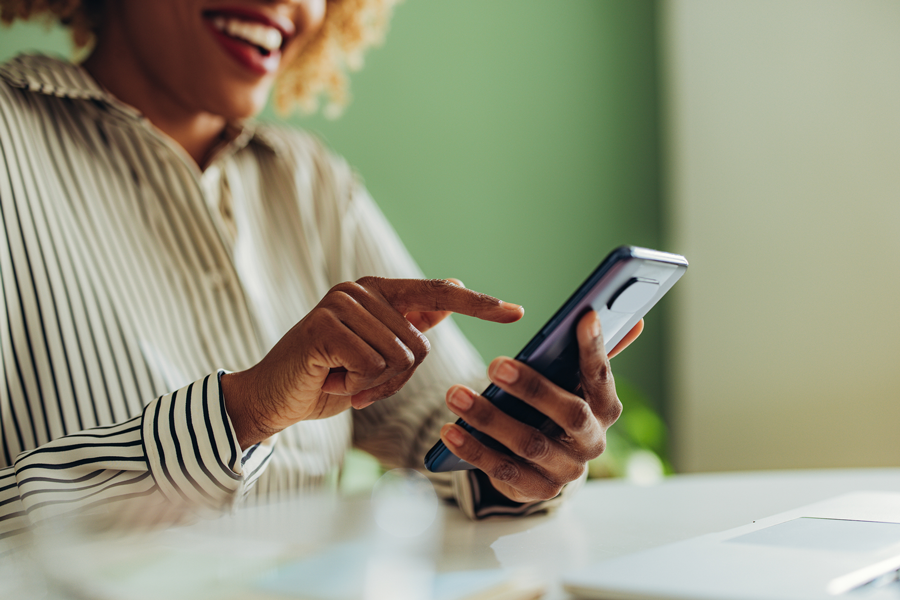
[0,0,640,538]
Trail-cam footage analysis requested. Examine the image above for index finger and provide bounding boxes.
[363,277,524,324]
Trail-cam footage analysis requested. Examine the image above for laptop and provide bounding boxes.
[563,492,900,599]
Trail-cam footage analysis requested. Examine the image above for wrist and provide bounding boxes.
[221,370,279,448]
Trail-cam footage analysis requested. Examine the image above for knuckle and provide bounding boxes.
[364,355,387,377]
[563,463,586,484]
[393,345,415,370]
[407,333,430,364]
[520,431,551,462]
[355,275,381,289]
[601,397,623,425]
[336,291,360,308]
[522,373,545,401]
[330,281,361,296]
[538,482,564,502]
[490,459,520,484]
[423,279,448,310]
[588,433,608,459]
[594,359,613,384]
[418,335,431,359]
[314,307,341,327]
[566,401,595,433]
[327,282,347,295]
[425,278,450,291]
[467,400,496,429]
[462,438,482,463]
[325,289,362,311]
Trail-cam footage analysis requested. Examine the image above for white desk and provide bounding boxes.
[438,468,900,598]
[10,468,900,599]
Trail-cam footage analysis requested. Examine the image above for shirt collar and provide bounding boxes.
[0,53,281,153]
[0,53,107,101]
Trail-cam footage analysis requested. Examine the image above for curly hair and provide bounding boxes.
[0,0,400,116]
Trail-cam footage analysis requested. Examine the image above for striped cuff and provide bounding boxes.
[452,467,588,520]
[141,372,246,517]
[0,470,29,544]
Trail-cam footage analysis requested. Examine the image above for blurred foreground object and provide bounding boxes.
[4,471,544,600]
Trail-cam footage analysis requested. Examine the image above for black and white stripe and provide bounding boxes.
[0,54,567,539]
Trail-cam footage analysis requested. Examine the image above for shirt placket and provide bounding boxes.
[140,123,265,371]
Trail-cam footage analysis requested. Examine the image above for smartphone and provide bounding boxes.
[423,246,688,473]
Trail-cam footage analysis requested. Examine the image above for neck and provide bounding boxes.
[83,31,226,168]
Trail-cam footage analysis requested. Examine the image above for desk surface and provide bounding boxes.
[10,468,900,599]
[439,468,900,598]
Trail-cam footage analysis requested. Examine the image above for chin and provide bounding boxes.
[201,82,273,120]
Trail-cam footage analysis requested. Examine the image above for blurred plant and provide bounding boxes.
[588,377,672,483]
[340,447,385,496]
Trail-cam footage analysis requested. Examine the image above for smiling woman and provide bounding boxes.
[0,0,639,542]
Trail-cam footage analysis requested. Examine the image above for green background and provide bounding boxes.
[0,1,666,413]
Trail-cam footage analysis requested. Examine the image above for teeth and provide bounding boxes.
[211,16,283,51]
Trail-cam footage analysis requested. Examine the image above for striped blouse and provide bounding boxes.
[0,54,567,541]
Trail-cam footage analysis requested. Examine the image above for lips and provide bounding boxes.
[202,7,296,75]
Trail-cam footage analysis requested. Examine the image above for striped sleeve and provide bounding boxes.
[0,371,271,538]
[141,371,272,516]
[322,155,580,519]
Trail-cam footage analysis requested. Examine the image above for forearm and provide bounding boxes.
[0,372,274,541]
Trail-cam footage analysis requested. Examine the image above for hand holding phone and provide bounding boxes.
[424,247,688,498]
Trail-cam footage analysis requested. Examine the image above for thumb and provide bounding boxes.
[577,311,620,425]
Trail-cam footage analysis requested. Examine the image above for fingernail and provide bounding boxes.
[501,301,524,314]
[443,425,464,447]
[492,360,519,385]
[592,316,602,339]
[448,387,474,411]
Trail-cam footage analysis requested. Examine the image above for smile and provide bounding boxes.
[212,17,283,53]
[202,8,296,75]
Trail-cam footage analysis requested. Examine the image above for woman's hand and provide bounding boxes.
[439,312,643,503]
[222,277,524,448]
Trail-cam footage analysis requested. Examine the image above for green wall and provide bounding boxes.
[0,1,666,411]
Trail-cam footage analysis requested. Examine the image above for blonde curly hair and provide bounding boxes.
[0,0,401,116]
